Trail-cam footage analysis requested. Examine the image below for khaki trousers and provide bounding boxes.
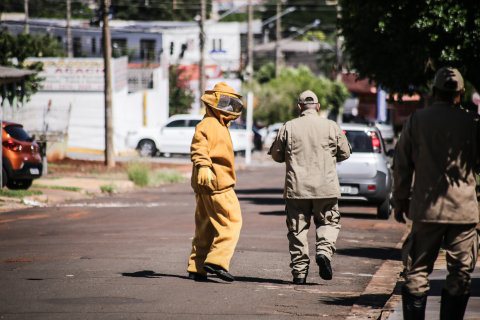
[285,198,341,278]
[187,189,242,275]
[403,222,479,296]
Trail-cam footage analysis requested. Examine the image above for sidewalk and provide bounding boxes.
[384,250,480,320]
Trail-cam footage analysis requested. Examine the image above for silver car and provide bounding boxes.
[337,123,393,219]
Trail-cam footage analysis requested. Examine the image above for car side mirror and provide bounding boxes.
[387,149,395,158]
[30,134,36,142]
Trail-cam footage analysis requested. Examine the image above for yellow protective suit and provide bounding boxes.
[187,83,243,275]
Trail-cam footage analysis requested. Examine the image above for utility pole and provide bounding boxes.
[274,0,282,77]
[102,0,115,167]
[66,0,73,58]
[245,0,254,165]
[246,0,254,82]
[335,3,343,81]
[198,0,206,109]
[24,0,29,34]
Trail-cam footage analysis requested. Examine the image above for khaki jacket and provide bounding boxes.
[269,109,351,199]
[190,107,238,194]
[393,102,480,224]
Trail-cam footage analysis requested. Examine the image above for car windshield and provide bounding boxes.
[344,130,374,153]
[4,125,31,142]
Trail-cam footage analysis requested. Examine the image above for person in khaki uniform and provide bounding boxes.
[269,90,351,284]
[187,82,244,282]
[393,67,479,320]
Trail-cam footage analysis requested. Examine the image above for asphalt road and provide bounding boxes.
[0,165,406,319]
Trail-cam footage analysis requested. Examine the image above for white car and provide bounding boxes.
[263,122,284,149]
[127,114,250,157]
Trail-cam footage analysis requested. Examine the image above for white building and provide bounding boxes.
[4,57,168,157]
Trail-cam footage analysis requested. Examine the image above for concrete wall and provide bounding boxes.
[6,57,168,156]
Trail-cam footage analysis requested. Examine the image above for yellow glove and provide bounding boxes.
[197,167,216,186]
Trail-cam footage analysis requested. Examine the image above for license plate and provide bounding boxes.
[340,186,358,195]
[29,168,40,175]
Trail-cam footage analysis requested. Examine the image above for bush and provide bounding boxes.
[126,163,184,187]
[127,162,150,187]
[100,184,117,195]
[249,65,349,125]
[150,170,184,186]
[0,189,42,198]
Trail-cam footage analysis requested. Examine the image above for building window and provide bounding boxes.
[91,37,97,54]
[140,39,156,62]
[73,37,82,57]
[112,38,127,58]
[212,38,223,53]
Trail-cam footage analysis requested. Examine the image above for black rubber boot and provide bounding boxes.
[440,289,470,320]
[401,286,427,320]
[204,264,235,282]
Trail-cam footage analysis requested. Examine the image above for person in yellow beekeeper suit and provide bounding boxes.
[187,82,244,282]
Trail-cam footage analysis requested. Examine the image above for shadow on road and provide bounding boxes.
[121,270,221,283]
[319,293,390,308]
[235,276,292,285]
[340,212,377,219]
[236,188,283,195]
[259,210,285,216]
[238,196,284,205]
[430,278,480,296]
[336,247,401,261]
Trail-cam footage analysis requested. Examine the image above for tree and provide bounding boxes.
[109,0,212,21]
[169,65,195,116]
[340,0,480,94]
[0,30,63,104]
[0,0,93,19]
[250,65,349,124]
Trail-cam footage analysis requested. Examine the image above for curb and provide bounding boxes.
[346,226,410,320]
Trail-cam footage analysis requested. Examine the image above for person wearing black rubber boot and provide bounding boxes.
[269,90,351,285]
[393,67,479,320]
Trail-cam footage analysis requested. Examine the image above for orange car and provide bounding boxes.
[2,121,42,189]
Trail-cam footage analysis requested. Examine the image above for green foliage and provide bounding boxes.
[127,163,150,187]
[110,0,212,21]
[33,184,81,192]
[169,65,195,116]
[250,65,349,124]
[100,184,117,195]
[254,63,276,84]
[0,189,42,198]
[126,162,184,187]
[261,0,336,39]
[0,30,63,105]
[340,0,480,93]
[0,0,93,19]
[149,170,184,187]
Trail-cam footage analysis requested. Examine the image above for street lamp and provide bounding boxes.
[262,6,296,43]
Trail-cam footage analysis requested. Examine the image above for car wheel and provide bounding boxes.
[138,140,156,157]
[7,179,33,190]
[377,197,391,220]
[1,167,7,188]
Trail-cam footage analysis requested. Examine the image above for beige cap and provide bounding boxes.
[433,67,464,92]
[298,90,318,104]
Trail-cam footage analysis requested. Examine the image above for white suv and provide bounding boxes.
[127,114,250,157]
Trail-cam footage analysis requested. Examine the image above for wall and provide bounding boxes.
[8,57,168,157]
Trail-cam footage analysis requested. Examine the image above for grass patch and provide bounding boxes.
[127,162,150,187]
[33,184,82,192]
[0,189,43,198]
[100,184,117,195]
[150,170,184,186]
[127,162,184,187]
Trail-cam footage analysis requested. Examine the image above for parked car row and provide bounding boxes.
[337,123,393,219]
[126,114,252,157]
